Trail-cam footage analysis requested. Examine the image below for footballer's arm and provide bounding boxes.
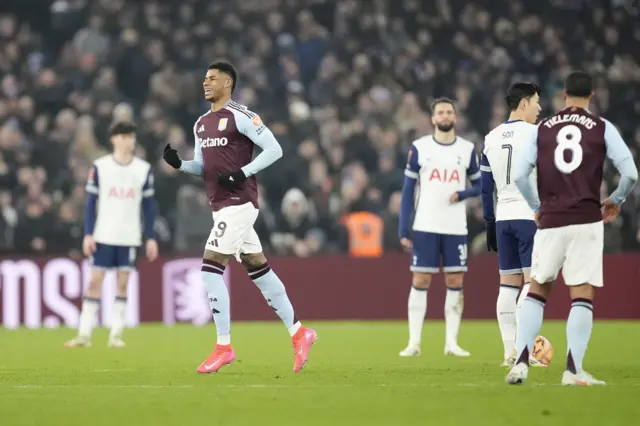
[237,114,283,177]
[513,132,541,213]
[603,119,638,205]
[178,127,205,176]
[83,164,99,256]
[141,167,159,261]
[398,144,420,247]
[456,150,481,201]
[479,146,496,224]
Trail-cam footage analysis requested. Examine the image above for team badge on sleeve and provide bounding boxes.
[252,115,263,127]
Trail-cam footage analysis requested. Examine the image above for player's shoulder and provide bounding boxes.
[411,134,432,147]
[224,101,263,126]
[93,155,114,170]
[131,156,151,170]
[456,135,475,149]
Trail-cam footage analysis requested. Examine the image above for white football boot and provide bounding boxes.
[506,363,529,385]
[399,344,421,357]
[561,370,605,386]
[64,336,92,348]
[445,344,470,357]
[108,337,126,348]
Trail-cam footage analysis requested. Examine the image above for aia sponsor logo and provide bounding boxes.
[428,169,461,183]
[108,187,136,198]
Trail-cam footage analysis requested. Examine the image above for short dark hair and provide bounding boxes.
[431,97,456,113]
[109,121,137,137]
[505,82,540,110]
[565,71,592,98]
[208,60,237,93]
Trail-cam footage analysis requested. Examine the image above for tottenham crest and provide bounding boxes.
[218,118,228,131]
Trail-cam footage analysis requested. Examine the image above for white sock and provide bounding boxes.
[109,297,127,340]
[249,265,300,336]
[407,286,427,347]
[566,299,593,374]
[445,288,463,347]
[516,282,530,327]
[497,284,519,358]
[78,297,100,338]
[202,260,231,345]
[515,294,545,365]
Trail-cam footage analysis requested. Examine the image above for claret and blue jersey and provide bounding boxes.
[399,135,481,273]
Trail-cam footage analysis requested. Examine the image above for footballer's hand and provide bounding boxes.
[83,235,97,257]
[601,198,621,224]
[534,211,541,227]
[400,237,413,253]
[485,222,498,252]
[217,170,247,189]
[146,239,159,262]
[163,143,182,169]
[449,192,460,204]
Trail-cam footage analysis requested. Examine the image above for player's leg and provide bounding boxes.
[240,251,300,336]
[506,227,564,384]
[561,221,605,386]
[442,234,469,356]
[495,221,523,364]
[195,207,243,373]
[400,231,438,356]
[515,220,537,325]
[108,247,136,348]
[239,246,317,372]
[65,244,110,348]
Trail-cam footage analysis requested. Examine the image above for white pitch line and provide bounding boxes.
[92,369,136,373]
[2,383,542,390]
[4,382,635,390]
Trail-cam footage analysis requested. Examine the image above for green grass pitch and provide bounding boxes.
[1,321,639,426]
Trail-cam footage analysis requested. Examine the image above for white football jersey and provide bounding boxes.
[405,135,480,235]
[86,155,154,246]
[482,120,537,221]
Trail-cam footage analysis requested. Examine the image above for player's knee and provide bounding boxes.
[86,270,104,296]
[568,284,595,301]
[444,272,464,289]
[203,249,230,267]
[528,279,552,298]
[412,273,431,289]
[500,273,523,287]
[115,271,130,296]
[240,252,267,270]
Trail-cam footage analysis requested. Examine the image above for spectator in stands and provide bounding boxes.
[0,0,638,255]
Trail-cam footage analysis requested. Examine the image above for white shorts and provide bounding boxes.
[530,221,603,287]
[205,202,262,259]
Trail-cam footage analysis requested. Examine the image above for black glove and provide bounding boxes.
[486,221,498,252]
[217,170,247,189]
[163,143,182,169]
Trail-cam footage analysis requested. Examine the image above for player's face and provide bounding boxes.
[431,103,456,132]
[203,69,232,102]
[523,93,541,124]
[111,133,136,154]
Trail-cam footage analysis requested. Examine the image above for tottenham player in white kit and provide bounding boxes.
[65,122,159,348]
[481,82,542,366]
[399,98,481,357]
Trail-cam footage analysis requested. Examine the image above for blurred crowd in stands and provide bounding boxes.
[0,0,639,258]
